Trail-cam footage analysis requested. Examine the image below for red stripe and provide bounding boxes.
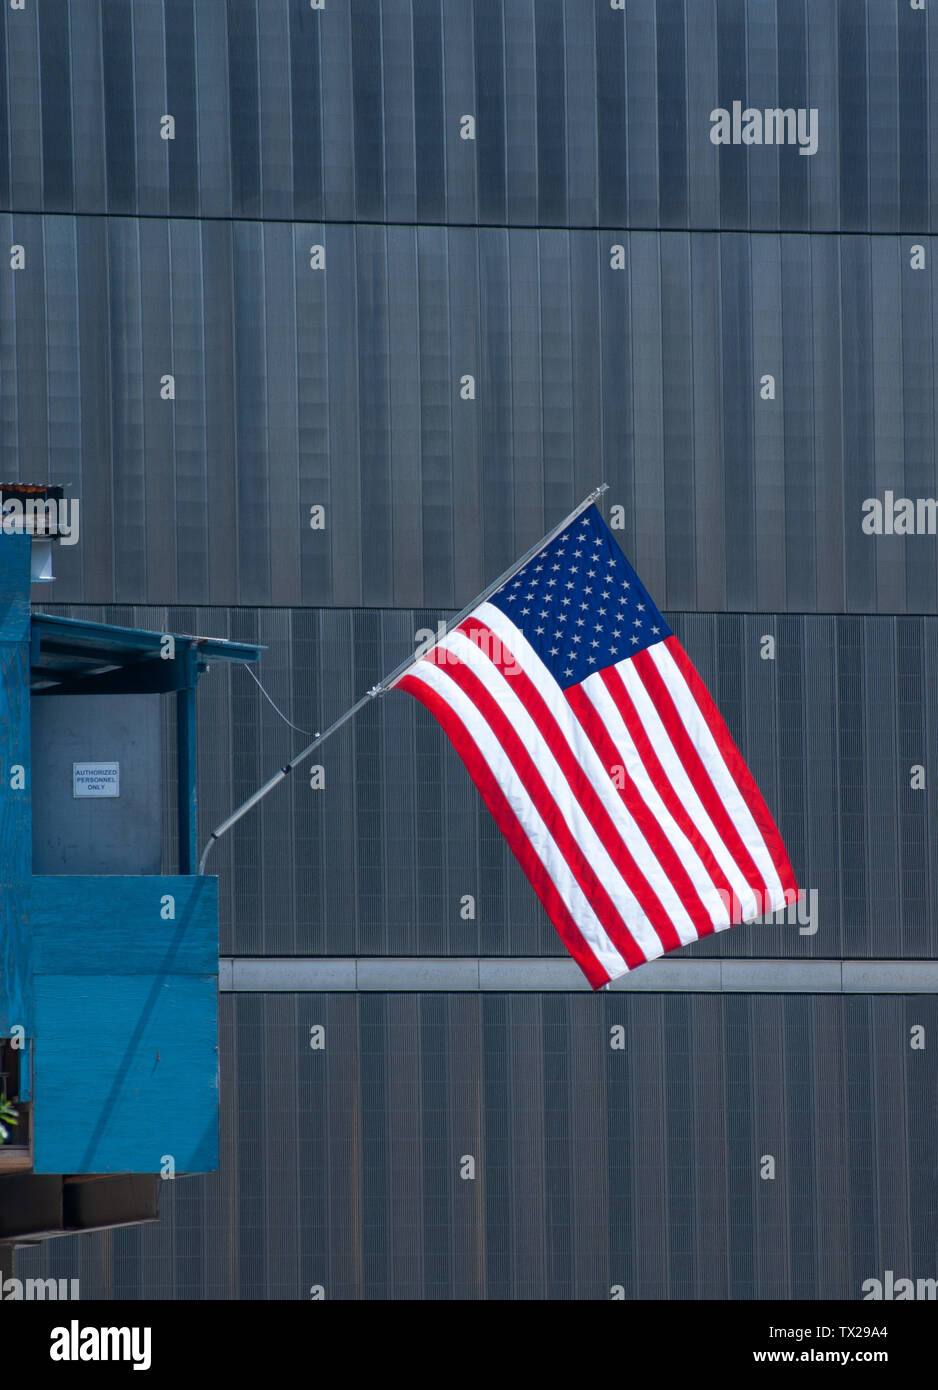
[662,636,798,900]
[629,646,772,903]
[599,664,746,922]
[565,681,718,942]
[456,618,682,955]
[428,635,649,966]
[397,671,613,989]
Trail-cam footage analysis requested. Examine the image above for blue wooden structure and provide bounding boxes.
[0,529,261,1178]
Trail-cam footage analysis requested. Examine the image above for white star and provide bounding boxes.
[565,668,574,676]
[550,646,559,656]
[572,634,581,644]
[590,639,599,648]
[630,635,639,645]
[535,626,545,635]
[613,629,621,638]
[576,617,586,627]
[587,656,597,664]
[561,597,571,606]
[610,647,618,655]
[637,603,645,612]
[651,626,660,635]
[633,618,642,627]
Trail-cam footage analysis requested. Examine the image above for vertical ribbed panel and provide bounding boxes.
[22,993,930,1299]
[2,223,937,612]
[30,604,938,962]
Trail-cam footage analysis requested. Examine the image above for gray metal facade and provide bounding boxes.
[13,993,938,1299]
[31,604,938,964]
[5,1,937,1298]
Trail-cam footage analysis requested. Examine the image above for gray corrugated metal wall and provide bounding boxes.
[13,994,938,1299]
[1,0,937,232]
[35,604,938,961]
[2,222,938,613]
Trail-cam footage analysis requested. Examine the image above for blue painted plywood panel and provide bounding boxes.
[30,875,218,1173]
[32,973,217,1174]
[30,875,217,974]
[0,533,32,1037]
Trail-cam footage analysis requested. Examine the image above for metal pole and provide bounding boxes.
[197,484,608,874]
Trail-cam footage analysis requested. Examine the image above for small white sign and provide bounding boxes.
[73,762,120,798]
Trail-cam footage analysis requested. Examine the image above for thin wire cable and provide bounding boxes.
[237,660,317,739]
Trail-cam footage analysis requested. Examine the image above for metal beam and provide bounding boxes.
[217,957,938,994]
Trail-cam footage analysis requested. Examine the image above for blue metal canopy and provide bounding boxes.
[30,613,263,694]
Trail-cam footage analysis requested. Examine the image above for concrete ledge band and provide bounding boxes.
[218,958,938,994]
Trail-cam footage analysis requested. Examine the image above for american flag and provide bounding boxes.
[398,504,798,989]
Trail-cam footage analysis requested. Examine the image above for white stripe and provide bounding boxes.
[647,642,786,908]
[579,672,731,931]
[465,605,699,949]
[439,629,669,958]
[614,656,761,919]
[407,658,630,980]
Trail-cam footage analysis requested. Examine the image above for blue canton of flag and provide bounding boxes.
[489,508,672,689]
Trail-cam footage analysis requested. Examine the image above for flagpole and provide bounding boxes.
[196,483,608,874]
